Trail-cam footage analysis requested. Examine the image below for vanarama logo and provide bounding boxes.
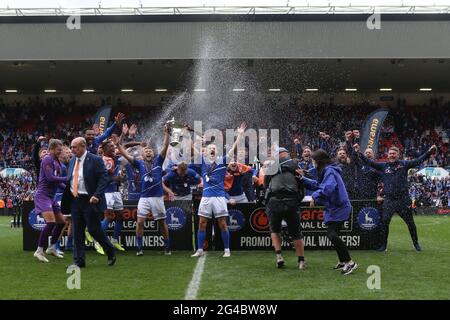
[300,208,324,221]
[227,209,245,232]
[367,119,379,149]
[250,208,270,233]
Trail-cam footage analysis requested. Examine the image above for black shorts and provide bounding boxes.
[266,198,303,240]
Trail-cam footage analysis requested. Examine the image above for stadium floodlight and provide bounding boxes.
[44,89,56,93]
[193,88,206,92]
[345,88,357,92]
[82,89,95,93]
[2,3,450,16]
[268,88,281,92]
[232,88,245,92]
[121,89,134,92]
[419,88,432,91]
[306,88,318,92]
[379,88,392,91]
[155,89,168,92]
[5,89,18,93]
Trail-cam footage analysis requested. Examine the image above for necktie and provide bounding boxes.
[72,158,80,197]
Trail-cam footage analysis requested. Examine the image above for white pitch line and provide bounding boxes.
[185,254,206,300]
[419,220,445,227]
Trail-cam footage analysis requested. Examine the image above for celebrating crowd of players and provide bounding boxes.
[31,111,438,274]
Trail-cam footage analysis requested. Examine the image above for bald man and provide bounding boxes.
[61,137,116,268]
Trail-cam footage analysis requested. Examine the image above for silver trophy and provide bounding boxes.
[166,117,184,147]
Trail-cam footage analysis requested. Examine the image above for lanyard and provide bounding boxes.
[144,160,154,175]
[206,162,217,177]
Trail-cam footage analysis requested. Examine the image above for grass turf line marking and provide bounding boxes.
[185,254,206,300]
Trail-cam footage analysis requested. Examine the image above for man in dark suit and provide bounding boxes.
[62,137,116,267]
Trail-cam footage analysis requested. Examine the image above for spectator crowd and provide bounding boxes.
[0,95,449,210]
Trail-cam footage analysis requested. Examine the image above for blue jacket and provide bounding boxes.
[87,123,116,154]
[359,149,432,199]
[302,165,352,223]
[163,168,201,197]
[298,159,317,196]
[345,140,382,199]
[61,152,108,214]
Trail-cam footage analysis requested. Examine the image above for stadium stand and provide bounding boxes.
[0,95,449,210]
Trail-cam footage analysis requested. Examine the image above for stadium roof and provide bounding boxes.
[2,59,450,94]
[1,1,450,16]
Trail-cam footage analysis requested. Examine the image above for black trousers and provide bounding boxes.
[326,221,351,263]
[266,198,303,240]
[381,197,418,246]
[71,196,114,266]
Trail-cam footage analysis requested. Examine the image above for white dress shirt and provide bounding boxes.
[70,150,88,195]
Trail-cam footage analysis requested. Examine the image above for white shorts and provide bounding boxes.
[105,192,124,211]
[175,194,192,201]
[137,196,166,220]
[229,193,248,203]
[198,197,228,219]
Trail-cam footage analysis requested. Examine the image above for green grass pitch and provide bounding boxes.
[0,215,449,300]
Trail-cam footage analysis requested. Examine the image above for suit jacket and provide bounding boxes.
[61,152,108,214]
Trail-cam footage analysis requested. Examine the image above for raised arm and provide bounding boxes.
[403,145,437,169]
[94,112,125,145]
[227,122,247,159]
[318,132,333,154]
[294,138,303,159]
[112,134,134,165]
[32,136,45,169]
[354,144,385,171]
[345,131,359,163]
[159,123,170,159]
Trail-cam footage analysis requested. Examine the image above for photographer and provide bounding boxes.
[264,147,305,270]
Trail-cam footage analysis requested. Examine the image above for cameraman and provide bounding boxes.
[264,148,305,270]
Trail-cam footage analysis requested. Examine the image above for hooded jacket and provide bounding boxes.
[302,165,352,223]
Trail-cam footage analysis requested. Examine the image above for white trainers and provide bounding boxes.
[191,249,204,257]
[46,246,64,259]
[223,249,231,258]
[342,262,358,275]
[34,250,49,263]
[136,250,144,257]
[276,255,285,268]
[297,261,306,270]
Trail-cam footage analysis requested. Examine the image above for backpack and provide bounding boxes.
[265,158,304,201]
